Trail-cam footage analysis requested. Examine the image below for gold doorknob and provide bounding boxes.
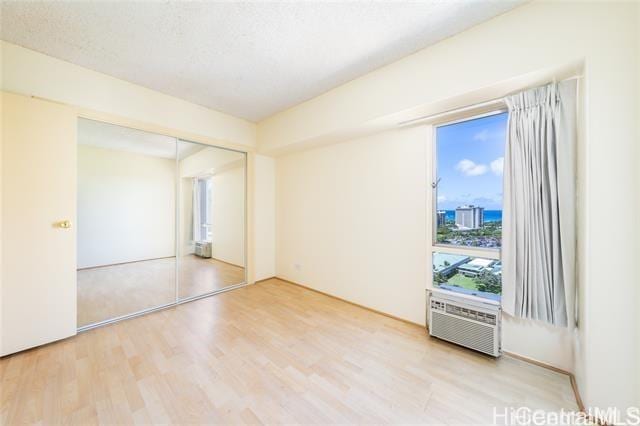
[58,220,72,229]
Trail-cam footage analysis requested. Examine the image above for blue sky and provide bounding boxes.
[436,112,507,211]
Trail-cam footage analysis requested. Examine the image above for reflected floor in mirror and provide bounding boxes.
[77,255,245,327]
[178,255,245,300]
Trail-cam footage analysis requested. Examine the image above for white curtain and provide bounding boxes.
[191,177,201,242]
[502,81,577,327]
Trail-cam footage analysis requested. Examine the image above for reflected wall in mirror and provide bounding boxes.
[177,141,246,300]
[77,119,177,327]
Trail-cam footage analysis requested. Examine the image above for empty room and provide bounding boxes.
[0,1,638,425]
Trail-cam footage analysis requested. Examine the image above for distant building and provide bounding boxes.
[436,210,447,227]
[458,258,495,277]
[455,205,484,229]
[432,253,469,277]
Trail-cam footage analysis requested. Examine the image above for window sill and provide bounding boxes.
[431,243,501,260]
[428,286,501,307]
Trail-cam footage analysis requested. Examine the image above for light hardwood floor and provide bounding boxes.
[2,278,578,424]
[77,255,245,327]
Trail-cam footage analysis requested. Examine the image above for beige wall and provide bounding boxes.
[77,145,176,268]
[277,127,428,324]
[266,0,640,413]
[211,165,245,266]
[1,41,256,148]
[254,154,276,281]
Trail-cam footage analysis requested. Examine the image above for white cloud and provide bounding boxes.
[490,157,504,176]
[474,128,506,143]
[456,159,487,176]
[473,129,490,141]
[437,195,446,202]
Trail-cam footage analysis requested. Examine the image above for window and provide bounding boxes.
[435,112,507,248]
[430,111,507,299]
[194,176,213,242]
[432,252,501,301]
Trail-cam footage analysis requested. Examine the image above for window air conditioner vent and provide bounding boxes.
[194,241,212,258]
[428,289,501,357]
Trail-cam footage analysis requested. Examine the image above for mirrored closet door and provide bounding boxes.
[77,119,246,329]
[177,140,246,300]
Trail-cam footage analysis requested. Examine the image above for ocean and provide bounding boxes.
[444,210,502,223]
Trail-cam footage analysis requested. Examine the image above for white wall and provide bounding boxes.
[265,0,639,413]
[77,145,175,268]
[211,165,245,266]
[1,41,256,147]
[277,127,428,324]
[254,154,276,280]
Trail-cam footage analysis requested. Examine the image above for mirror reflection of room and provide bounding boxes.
[76,120,246,329]
[76,119,177,327]
[178,141,246,300]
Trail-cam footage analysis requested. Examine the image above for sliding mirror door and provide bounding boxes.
[77,121,247,329]
[77,119,177,327]
[177,140,246,300]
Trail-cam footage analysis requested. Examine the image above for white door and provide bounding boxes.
[1,93,77,356]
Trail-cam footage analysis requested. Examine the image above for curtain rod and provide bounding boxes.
[397,75,582,127]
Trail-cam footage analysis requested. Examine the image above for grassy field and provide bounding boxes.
[446,273,479,290]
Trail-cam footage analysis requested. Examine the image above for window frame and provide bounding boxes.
[194,174,214,243]
[427,107,507,303]
[430,108,507,258]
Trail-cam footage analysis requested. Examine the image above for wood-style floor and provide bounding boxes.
[77,255,245,327]
[1,278,578,424]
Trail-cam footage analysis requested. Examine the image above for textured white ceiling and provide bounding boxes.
[79,118,191,159]
[1,1,523,121]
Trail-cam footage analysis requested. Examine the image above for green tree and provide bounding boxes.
[475,271,501,294]
[433,272,447,285]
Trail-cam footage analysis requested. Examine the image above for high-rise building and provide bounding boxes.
[436,210,447,228]
[455,205,484,229]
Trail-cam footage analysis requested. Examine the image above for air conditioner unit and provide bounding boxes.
[194,241,212,258]
[427,288,501,357]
